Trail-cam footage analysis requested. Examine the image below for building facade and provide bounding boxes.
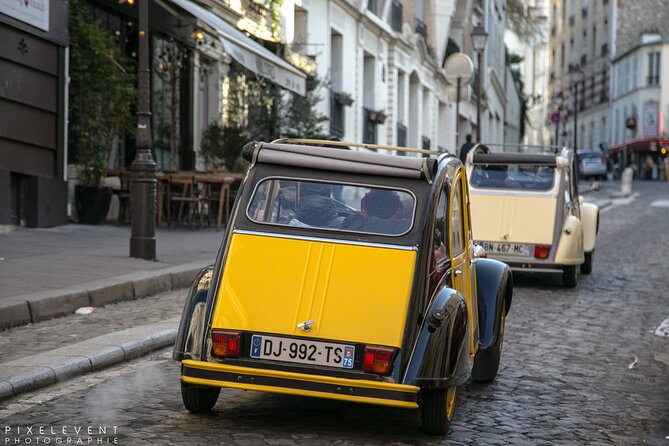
[0,1,69,227]
[505,0,550,147]
[548,0,612,151]
[290,0,458,154]
[609,0,669,179]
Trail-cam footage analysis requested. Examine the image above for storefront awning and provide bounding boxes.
[167,0,306,96]
[608,137,669,154]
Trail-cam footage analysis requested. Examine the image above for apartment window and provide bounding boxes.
[562,0,566,22]
[397,71,406,127]
[330,31,343,92]
[648,52,660,85]
[390,0,402,32]
[569,39,574,65]
[362,54,377,144]
[367,0,384,17]
[397,122,407,147]
[416,0,424,20]
[592,26,597,55]
[294,6,308,45]
[561,43,565,68]
[330,31,344,137]
[601,42,608,56]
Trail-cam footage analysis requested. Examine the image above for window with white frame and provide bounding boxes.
[648,51,660,85]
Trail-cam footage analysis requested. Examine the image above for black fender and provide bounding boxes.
[402,287,468,388]
[475,258,512,350]
[172,266,214,361]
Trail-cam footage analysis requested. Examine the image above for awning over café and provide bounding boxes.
[167,0,306,96]
[608,137,669,154]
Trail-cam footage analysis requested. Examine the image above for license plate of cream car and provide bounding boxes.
[250,335,355,369]
[483,242,531,257]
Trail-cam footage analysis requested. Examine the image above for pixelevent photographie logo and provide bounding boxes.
[3,425,119,444]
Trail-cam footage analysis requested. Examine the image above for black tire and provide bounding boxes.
[421,386,457,435]
[181,382,220,413]
[580,250,594,274]
[471,308,505,382]
[562,265,578,288]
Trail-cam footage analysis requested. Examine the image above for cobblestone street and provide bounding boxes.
[1,182,668,445]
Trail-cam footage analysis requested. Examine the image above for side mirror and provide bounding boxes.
[578,195,585,205]
[473,244,487,259]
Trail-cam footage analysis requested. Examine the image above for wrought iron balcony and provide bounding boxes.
[415,18,428,39]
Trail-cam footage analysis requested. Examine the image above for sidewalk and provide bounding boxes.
[0,224,223,329]
[0,224,223,400]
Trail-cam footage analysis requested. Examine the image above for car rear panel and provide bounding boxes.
[470,193,557,244]
[211,231,416,347]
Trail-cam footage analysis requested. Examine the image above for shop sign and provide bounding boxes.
[0,0,49,32]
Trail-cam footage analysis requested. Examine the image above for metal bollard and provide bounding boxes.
[621,167,633,196]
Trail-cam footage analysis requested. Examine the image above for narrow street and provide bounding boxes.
[2,182,668,445]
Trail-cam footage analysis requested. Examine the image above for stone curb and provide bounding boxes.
[0,261,209,330]
[0,319,179,401]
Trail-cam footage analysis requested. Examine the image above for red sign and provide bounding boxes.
[550,112,561,125]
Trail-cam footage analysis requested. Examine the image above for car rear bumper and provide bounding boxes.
[181,359,419,409]
[501,260,564,273]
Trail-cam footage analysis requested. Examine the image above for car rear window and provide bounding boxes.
[470,164,555,191]
[579,152,602,160]
[247,178,415,236]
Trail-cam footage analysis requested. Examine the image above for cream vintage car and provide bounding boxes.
[465,145,599,287]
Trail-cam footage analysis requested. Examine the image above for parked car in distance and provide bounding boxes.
[173,139,513,435]
[577,149,608,180]
[466,144,599,288]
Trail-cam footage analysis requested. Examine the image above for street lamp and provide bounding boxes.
[569,63,584,151]
[471,25,488,143]
[554,92,564,146]
[130,0,157,260]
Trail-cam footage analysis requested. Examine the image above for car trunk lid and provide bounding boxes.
[470,193,558,245]
[211,232,416,347]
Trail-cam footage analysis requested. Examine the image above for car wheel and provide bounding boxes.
[471,308,505,382]
[580,250,594,274]
[181,381,220,413]
[562,265,578,288]
[421,386,457,435]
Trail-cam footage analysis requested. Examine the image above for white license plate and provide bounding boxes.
[250,335,355,369]
[483,242,531,257]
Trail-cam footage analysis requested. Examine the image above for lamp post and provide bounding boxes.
[130,0,157,260]
[554,93,563,146]
[569,63,584,151]
[471,25,488,143]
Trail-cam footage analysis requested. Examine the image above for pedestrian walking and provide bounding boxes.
[459,134,475,164]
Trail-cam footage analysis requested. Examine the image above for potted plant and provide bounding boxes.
[69,0,136,224]
[334,91,354,107]
[200,121,248,172]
